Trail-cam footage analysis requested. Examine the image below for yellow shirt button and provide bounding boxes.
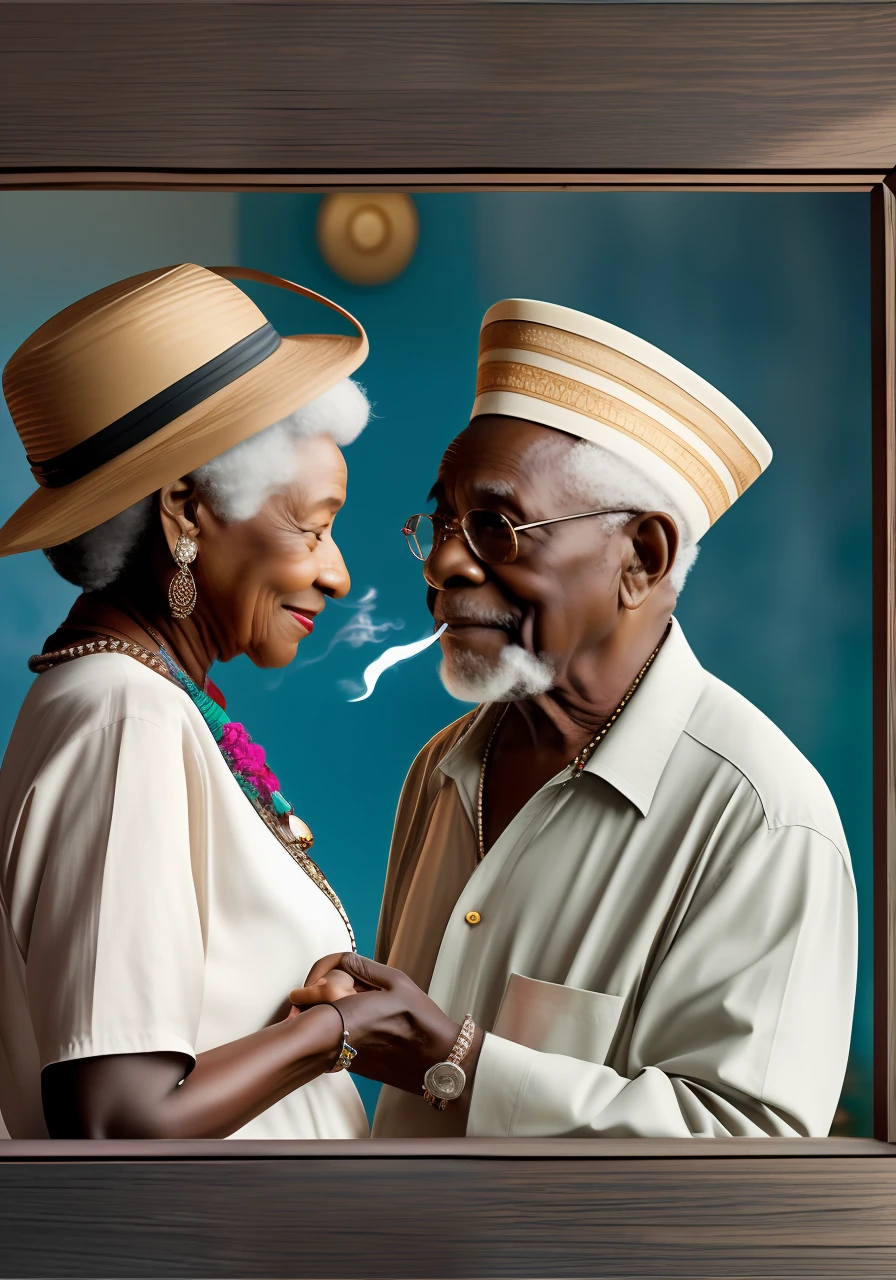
[465,910,482,926]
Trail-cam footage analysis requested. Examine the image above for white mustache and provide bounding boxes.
[439,601,519,630]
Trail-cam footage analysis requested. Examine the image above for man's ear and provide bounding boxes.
[618,513,678,610]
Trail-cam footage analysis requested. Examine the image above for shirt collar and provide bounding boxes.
[435,702,500,822]
[580,617,705,816]
[437,617,705,819]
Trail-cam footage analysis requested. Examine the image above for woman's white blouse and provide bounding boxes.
[0,653,368,1140]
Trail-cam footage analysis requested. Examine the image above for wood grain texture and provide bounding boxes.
[0,170,886,193]
[2,1152,896,1277]
[1,3,896,174]
[873,180,896,1141]
[1,1136,894,1159]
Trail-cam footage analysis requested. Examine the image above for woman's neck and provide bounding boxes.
[50,592,216,688]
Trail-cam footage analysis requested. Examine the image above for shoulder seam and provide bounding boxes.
[680,725,847,860]
[762,822,852,872]
[681,724,774,828]
[45,715,185,755]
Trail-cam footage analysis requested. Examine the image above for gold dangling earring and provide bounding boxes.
[168,534,198,619]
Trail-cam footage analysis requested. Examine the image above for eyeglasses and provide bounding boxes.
[401,507,634,567]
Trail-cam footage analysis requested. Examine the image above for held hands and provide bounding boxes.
[289,954,480,1096]
[285,967,357,1019]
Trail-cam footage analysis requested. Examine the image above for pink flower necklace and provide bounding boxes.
[146,629,356,949]
[155,640,292,816]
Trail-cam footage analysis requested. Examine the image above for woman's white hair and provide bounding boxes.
[44,378,370,592]
[562,439,700,594]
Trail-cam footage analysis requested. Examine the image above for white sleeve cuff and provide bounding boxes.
[42,1031,197,1071]
[466,1032,534,1137]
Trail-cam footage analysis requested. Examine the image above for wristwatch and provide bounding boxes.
[423,1015,476,1110]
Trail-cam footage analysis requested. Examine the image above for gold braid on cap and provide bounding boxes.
[479,319,762,496]
[476,359,729,527]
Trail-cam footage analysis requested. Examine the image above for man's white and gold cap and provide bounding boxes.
[471,299,772,541]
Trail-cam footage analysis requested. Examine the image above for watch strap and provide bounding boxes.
[423,1014,476,1109]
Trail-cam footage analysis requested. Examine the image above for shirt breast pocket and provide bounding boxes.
[492,973,625,1065]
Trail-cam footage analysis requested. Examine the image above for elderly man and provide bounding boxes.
[297,299,857,1139]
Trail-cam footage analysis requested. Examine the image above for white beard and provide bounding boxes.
[439,643,555,703]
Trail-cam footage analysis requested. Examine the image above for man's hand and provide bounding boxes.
[290,953,483,1096]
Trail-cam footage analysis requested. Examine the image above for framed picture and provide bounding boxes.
[0,3,895,1276]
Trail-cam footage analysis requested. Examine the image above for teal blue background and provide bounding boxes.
[0,191,871,1134]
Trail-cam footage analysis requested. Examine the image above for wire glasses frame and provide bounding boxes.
[401,507,635,566]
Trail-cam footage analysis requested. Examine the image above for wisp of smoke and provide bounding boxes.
[294,587,405,669]
[348,624,448,702]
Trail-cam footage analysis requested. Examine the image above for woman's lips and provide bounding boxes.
[285,608,315,635]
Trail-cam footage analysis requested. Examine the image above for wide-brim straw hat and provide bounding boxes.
[0,263,369,557]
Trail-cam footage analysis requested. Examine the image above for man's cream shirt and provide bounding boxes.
[373,620,858,1138]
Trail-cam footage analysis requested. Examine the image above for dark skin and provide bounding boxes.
[41,433,389,1140]
[430,417,678,850]
[299,415,679,1105]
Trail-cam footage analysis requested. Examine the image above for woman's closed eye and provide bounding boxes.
[293,523,329,549]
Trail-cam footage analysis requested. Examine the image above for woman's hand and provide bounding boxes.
[290,954,483,1097]
[285,966,357,1019]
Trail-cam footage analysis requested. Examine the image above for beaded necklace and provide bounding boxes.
[28,631,356,950]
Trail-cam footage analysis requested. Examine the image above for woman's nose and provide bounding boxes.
[424,530,487,591]
[316,539,351,599]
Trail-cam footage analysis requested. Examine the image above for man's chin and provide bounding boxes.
[439,642,555,704]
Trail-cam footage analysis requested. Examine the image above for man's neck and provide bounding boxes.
[504,614,672,759]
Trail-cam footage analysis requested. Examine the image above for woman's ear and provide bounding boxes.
[618,513,679,610]
[158,477,201,555]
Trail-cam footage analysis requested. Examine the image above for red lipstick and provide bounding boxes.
[286,609,315,634]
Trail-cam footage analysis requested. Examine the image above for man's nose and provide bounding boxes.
[316,538,351,599]
[424,529,487,590]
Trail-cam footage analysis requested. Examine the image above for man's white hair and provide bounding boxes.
[44,378,370,592]
[562,439,700,594]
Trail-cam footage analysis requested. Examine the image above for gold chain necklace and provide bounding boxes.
[475,624,670,863]
[28,633,356,949]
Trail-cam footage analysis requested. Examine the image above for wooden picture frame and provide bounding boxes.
[1,3,895,1275]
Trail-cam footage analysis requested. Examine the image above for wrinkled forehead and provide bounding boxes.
[281,432,348,511]
[434,416,575,510]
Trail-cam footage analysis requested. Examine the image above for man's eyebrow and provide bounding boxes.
[472,478,516,500]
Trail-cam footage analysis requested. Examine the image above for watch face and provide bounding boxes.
[424,1060,467,1100]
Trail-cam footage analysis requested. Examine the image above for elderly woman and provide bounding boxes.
[0,264,381,1140]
